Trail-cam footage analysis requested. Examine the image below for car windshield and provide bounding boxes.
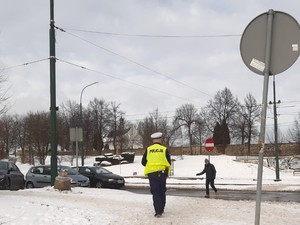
[0,161,8,170]
[94,167,112,174]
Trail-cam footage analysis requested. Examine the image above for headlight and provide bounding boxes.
[108,179,115,182]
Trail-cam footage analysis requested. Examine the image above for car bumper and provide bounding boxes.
[72,181,90,187]
[106,179,125,188]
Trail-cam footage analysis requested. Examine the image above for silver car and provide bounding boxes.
[25,165,90,188]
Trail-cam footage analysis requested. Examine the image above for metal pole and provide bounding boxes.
[255,9,274,225]
[49,0,58,186]
[75,127,79,168]
[80,82,99,166]
[79,101,83,165]
[272,76,281,181]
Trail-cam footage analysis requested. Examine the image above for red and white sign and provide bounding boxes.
[205,138,214,152]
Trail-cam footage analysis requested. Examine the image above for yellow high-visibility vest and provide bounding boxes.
[144,143,170,176]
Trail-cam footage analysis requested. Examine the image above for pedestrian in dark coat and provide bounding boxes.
[196,158,218,198]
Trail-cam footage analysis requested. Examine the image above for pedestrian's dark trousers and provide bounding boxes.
[148,172,167,214]
[206,178,217,195]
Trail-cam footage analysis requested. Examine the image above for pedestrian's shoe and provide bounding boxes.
[155,213,162,218]
[215,191,219,195]
[204,194,210,198]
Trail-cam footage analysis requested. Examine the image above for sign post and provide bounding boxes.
[205,138,214,161]
[70,127,83,168]
[240,9,300,225]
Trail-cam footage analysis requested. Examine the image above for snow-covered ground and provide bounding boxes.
[103,155,300,192]
[1,155,299,225]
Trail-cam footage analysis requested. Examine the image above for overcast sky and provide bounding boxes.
[1,0,300,137]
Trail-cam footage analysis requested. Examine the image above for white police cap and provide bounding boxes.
[150,132,163,139]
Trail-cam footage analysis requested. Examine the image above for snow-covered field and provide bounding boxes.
[1,155,299,225]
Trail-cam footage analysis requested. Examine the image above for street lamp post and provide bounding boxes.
[80,81,99,166]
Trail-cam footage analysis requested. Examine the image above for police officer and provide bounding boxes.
[141,132,171,218]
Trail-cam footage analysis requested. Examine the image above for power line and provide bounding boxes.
[56,58,205,105]
[55,26,213,98]
[279,100,300,104]
[62,27,242,38]
[1,58,49,71]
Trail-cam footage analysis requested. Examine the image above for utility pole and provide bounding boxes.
[269,75,281,181]
[49,0,58,185]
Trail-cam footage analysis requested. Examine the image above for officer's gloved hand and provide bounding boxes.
[196,173,200,176]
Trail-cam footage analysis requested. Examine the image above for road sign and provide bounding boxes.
[240,9,300,225]
[70,127,83,142]
[205,138,214,152]
[70,127,83,168]
[240,11,300,76]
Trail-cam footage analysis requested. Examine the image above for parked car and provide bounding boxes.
[0,160,25,190]
[73,166,125,189]
[25,165,90,188]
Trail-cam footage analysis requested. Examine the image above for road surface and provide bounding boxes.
[125,187,300,202]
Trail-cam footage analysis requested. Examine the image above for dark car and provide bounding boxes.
[25,165,90,188]
[74,166,125,189]
[0,160,25,190]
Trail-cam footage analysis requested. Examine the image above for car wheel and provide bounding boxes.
[5,179,11,190]
[95,181,104,188]
[26,182,34,189]
[20,181,25,190]
[119,185,125,190]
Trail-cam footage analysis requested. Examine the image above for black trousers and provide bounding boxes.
[206,178,217,195]
[148,172,167,214]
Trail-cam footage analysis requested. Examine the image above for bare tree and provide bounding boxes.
[127,123,141,150]
[243,93,260,154]
[25,111,50,165]
[289,113,300,145]
[115,116,131,152]
[267,128,286,144]
[107,102,124,154]
[231,103,247,144]
[88,98,111,154]
[232,93,260,154]
[0,71,11,158]
[174,103,202,155]
[201,87,240,139]
[0,114,15,158]
[58,100,80,152]
[149,109,179,147]
[137,115,159,148]
[137,109,172,148]
[14,114,28,163]
[0,72,10,115]
[82,108,94,155]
